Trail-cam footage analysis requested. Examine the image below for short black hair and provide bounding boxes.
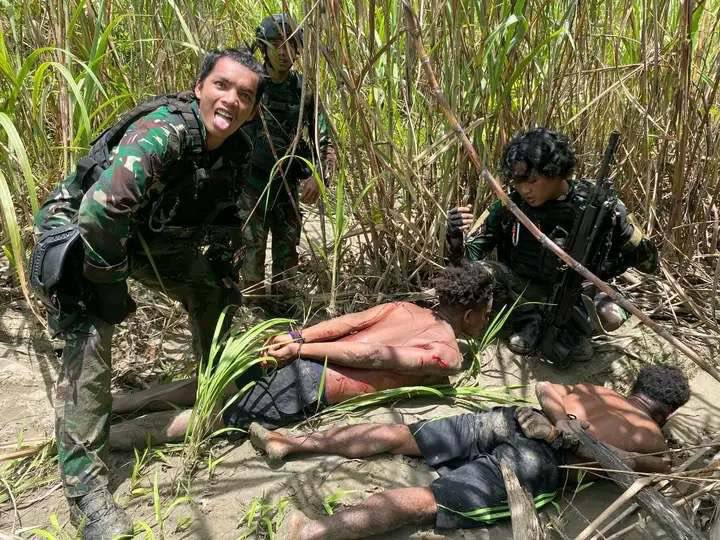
[196,48,266,104]
[631,364,690,412]
[500,128,576,182]
[434,262,508,311]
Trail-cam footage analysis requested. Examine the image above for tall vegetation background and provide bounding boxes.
[1,0,719,338]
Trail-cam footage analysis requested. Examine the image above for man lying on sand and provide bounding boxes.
[249,364,689,539]
[110,262,510,449]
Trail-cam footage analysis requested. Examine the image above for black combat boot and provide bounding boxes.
[69,487,133,539]
[507,317,541,355]
[569,337,594,362]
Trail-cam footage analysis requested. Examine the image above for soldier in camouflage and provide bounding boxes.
[239,13,336,305]
[447,128,658,362]
[32,48,265,539]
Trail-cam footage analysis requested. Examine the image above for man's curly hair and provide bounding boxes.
[500,128,576,182]
[631,364,690,412]
[434,261,510,311]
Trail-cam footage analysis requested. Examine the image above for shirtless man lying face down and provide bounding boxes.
[110,262,510,448]
[249,365,690,539]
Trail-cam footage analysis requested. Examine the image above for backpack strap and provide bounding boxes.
[165,91,205,159]
[77,92,206,191]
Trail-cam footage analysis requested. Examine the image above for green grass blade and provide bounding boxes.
[0,112,39,213]
[0,169,36,314]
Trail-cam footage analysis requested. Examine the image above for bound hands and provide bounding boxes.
[266,333,302,365]
[514,407,590,449]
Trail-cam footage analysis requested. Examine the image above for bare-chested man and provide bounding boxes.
[110,262,509,448]
[249,364,690,539]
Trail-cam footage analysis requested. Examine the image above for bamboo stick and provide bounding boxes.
[565,422,703,540]
[576,477,654,540]
[592,437,720,538]
[402,1,720,384]
[500,462,542,540]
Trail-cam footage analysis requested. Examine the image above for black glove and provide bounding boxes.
[447,206,473,239]
[88,281,136,324]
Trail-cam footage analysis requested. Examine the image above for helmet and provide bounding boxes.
[255,14,303,48]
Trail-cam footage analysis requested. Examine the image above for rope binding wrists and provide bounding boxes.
[289,330,304,344]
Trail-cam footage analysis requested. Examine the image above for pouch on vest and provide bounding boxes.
[29,224,85,312]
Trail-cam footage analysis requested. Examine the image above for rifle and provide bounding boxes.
[539,131,621,366]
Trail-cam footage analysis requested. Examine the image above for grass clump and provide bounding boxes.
[182,311,293,471]
[238,494,290,540]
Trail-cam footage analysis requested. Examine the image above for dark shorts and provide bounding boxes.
[410,407,563,529]
[222,359,326,432]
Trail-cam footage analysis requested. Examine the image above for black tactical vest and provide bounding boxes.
[244,71,305,174]
[496,180,602,292]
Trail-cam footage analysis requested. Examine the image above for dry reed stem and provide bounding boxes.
[402,1,720,384]
[576,476,654,540]
[591,436,720,538]
[0,446,46,463]
[603,478,720,540]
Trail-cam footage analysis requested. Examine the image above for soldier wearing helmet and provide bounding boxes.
[239,13,336,309]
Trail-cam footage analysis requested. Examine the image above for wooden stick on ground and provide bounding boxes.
[590,436,720,538]
[603,477,720,540]
[0,445,46,463]
[500,462,542,540]
[564,421,703,540]
[401,1,720,384]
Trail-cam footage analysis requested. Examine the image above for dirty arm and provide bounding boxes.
[296,341,461,375]
[573,439,671,474]
[297,304,396,343]
[535,381,573,424]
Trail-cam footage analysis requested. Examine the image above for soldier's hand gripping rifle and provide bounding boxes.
[539,131,621,366]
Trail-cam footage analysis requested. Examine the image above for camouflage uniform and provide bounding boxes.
[239,71,332,294]
[34,99,250,498]
[449,180,658,348]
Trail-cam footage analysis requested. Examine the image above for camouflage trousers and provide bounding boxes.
[51,242,239,498]
[237,181,301,296]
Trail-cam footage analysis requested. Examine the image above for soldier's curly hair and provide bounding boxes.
[631,364,690,412]
[500,128,576,182]
[434,261,510,311]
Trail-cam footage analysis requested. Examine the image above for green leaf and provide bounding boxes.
[31,61,93,149]
[0,111,39,213]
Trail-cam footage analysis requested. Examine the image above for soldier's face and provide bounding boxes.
[266,38,297,73]
[509,162,568,207]
[194,57,260,150]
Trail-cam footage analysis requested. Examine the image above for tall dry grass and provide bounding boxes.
[1,0,719,332]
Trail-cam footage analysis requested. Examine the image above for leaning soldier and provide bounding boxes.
[239,13,336,307]
[446,128,658,363]
[30,48,265,538]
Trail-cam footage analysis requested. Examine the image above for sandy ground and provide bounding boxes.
[1,226,719,538]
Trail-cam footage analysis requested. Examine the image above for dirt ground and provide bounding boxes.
[1,253,719,539]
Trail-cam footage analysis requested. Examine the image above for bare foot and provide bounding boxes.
[249,422,289,467]
[276,509,312,540]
